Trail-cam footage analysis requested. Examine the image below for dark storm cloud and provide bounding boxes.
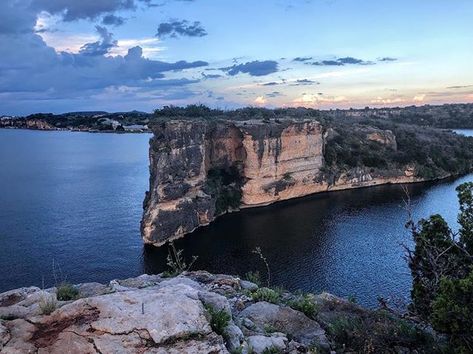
[293,56,312,62]
[0,1,208,99]
[378,57,397,62]
[102,14,126,26]
[446,84,473,89]
[156,19,207,38]
[222,60,279,77]
[267,91,284,97]
[261,82,280,86]
[0,1,37,34]
[310,56,374,66]
[30,0,147,21]
[80,26,117,56]
[294,79,319,85]
[202,73,223,79]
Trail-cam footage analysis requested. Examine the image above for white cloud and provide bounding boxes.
[413,94,426,102]
[254,96,267,104]
[109,38,165,58]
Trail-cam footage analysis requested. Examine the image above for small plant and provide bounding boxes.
[56,282,79,301]
[251,287,280,304]
[328,316,359,346]
[253,247,271,287]
[262,346,282,354]
[245,271,261,286]
[348,294,357,304]
[289,293,318,318]
[39,296,57,315]
[205,305,231,335]
[163,242,198,277]
[264,323,277,334]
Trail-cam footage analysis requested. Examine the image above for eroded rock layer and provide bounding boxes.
[141,119,416,245]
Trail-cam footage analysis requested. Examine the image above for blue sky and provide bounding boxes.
[1,0,472,114]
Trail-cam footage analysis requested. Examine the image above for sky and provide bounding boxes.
[1,0,473,115]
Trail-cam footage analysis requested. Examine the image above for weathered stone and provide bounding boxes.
[223,323,244,351]
[198,290,231,315]
[1,319,37,353]
[150,333,229,353]
[240,280,258,291]
[239,301,329,348]
[116,274,162,289]
[0,320,11,350]
[109,279,131,292]
[75,282,111,297]
[0,287,41,307]
[246,334,287,354]
[88,285,210,345]
[39,331,97,354]
[0,290,56,320]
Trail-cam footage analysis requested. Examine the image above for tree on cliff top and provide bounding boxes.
[407,182,473,352]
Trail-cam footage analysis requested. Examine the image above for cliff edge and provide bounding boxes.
[141,119,427,246]
[0,272,441,353]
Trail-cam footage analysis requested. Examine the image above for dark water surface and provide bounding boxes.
[1,129,472,307]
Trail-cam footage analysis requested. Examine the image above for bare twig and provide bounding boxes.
[253,247,271,287]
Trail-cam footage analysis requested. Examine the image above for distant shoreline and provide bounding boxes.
[0,126,151,134]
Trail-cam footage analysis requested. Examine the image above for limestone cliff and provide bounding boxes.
[141,119,420,246]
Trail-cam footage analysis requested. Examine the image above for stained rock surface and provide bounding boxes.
[0,271,441,353]
[0,272,333,354]
[141,119,417,246]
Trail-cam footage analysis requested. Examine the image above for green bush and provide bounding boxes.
[250,287,281,304]
[205,305,231,335]
[288,293,318,318]
[431,271,473,353]
[56,282,80,301]
[245,271,261,286]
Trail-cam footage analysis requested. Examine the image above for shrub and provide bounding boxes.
[205,305,231,335]
[262,347,282,354]
[56,282,79,301]
[288,293,318,318]
[431,271,473,353]
[163,242,198,277]
[251,287,280,304]
[39,296,57,315]
[245,271,261,287]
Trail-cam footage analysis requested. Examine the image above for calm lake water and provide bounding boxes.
[1,128,472,307]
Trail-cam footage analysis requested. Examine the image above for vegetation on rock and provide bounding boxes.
[205,167,243,215]
[205,304,231,335]
[56,282,80,301]
[407,182,473,353]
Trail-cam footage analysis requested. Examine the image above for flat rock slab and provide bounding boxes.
[1,281,228,353]
[239,301,329,348]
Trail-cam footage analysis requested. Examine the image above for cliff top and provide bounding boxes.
[0,271,443,353]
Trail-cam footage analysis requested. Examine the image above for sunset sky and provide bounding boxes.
[1,0,473,114]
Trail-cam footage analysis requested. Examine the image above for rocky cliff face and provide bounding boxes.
[141,120,416,246]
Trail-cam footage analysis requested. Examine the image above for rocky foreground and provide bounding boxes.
[0,272,442,353]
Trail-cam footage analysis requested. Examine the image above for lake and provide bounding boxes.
[0,128,472,307]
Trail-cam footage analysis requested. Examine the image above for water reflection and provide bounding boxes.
[142,177,467,307]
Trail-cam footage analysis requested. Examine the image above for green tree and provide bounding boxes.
[431,270,473,353]
[407,182,473,352]
[457,182,473,254]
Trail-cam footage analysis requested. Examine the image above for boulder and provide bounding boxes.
[246,334,287,354]
[239,301,329,349]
